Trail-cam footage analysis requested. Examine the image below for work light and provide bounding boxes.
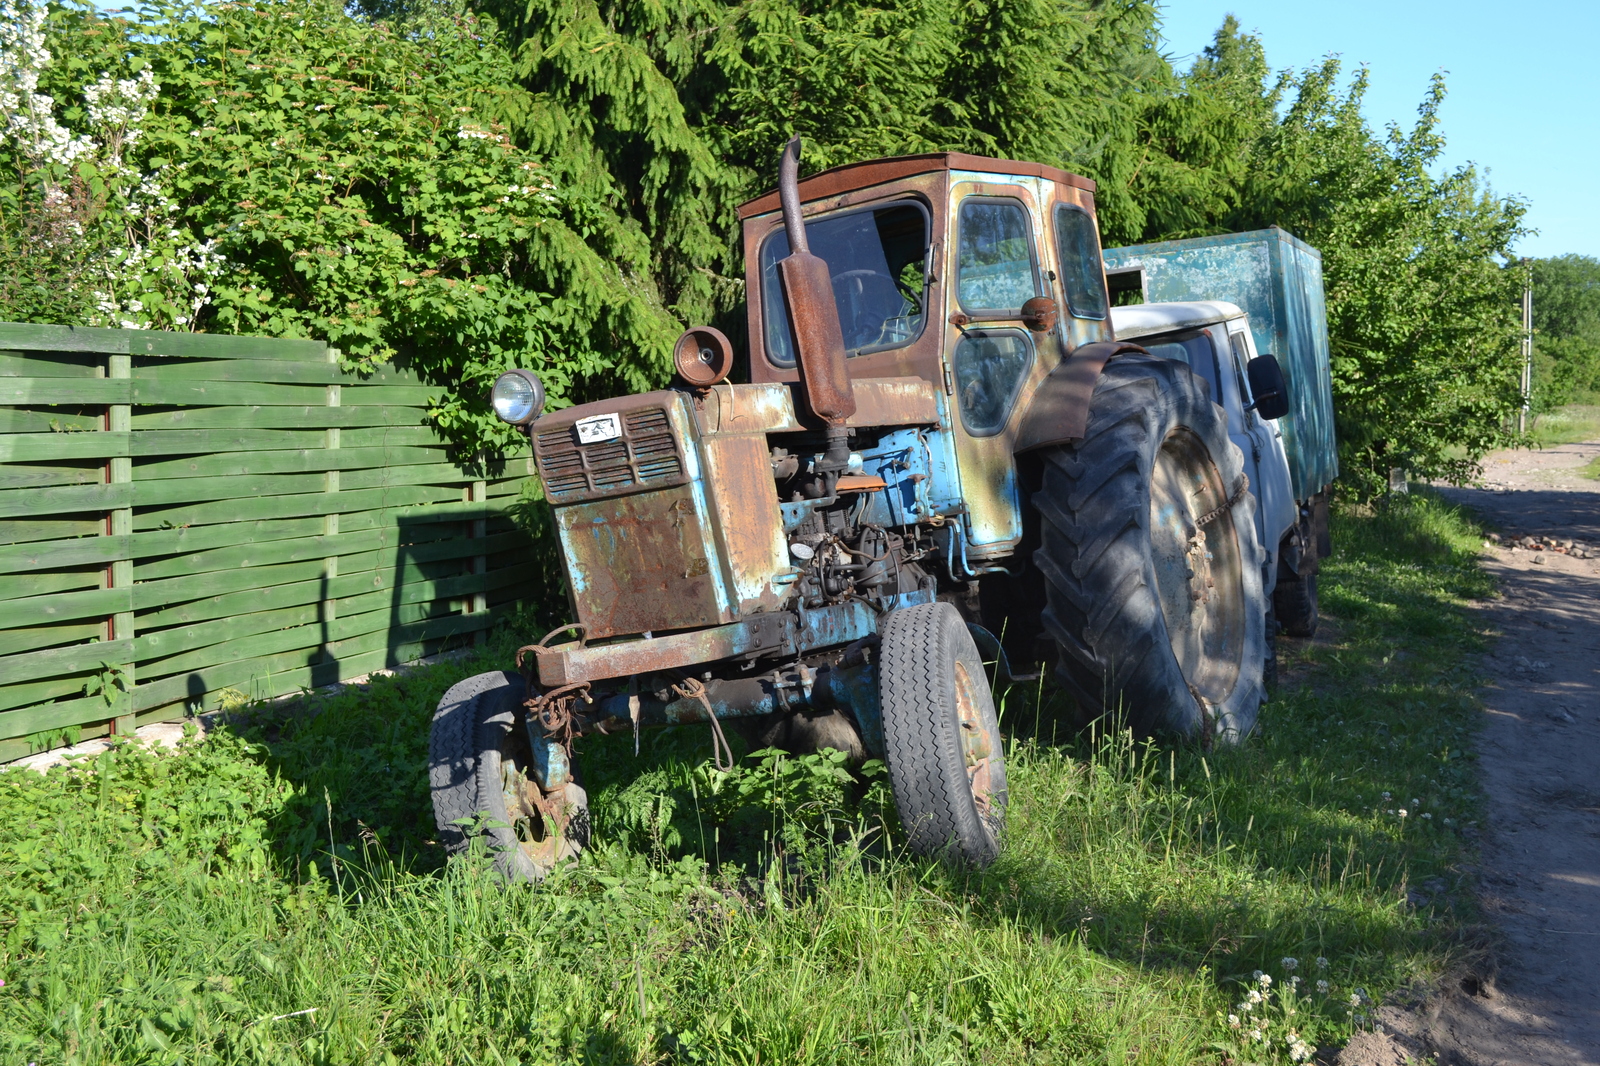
[490,369,544,425]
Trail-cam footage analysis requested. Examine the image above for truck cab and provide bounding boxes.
[1110,301,1298,594]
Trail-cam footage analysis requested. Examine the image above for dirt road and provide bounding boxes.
[1361,439,1600,1065]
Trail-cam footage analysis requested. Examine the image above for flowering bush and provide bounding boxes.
[0,0,222,329]
[2,0,679,452]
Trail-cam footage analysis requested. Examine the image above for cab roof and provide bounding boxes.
[737,152,1096,220]
[1110,301,1245,340]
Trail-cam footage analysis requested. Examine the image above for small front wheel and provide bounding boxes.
[878,602,1007,865]
[429,670,589,882]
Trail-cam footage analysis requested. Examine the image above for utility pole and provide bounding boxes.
[1519,257,1533,436]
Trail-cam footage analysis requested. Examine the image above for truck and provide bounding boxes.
[1102,228,1338,638]
[429,142,1274,881]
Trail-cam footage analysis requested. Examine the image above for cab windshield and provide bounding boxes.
[761,201,930,366]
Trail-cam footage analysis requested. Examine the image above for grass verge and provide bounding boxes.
[1529,403,1600,448]
[0,492,1493,1064]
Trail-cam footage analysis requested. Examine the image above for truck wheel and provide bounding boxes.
[1033,352,1266,742]
[1273,567,1319,638]
[878,602,1007,864]
[429,670,589,882]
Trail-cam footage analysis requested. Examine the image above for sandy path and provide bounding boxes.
[1366,439,1600,1065]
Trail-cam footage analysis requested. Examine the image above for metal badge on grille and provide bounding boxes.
[575,413,622,444]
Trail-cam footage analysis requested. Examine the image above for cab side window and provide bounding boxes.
[953,330,1035,436]
[956,199,1039,314]
[1052,204,1108,320]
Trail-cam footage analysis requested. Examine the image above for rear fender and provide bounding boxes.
[1013,341,1149,453]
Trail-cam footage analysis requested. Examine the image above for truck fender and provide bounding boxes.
[1013,340,1150,453]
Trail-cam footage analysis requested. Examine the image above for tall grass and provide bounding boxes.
[1529,403,1600,448]
[0,491,1492,1064]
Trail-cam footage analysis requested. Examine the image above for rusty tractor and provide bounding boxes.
[429,140,1267,879]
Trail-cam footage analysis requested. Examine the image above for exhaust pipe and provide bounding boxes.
[777,136,856,471]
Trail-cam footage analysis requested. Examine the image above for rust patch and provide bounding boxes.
[554,483,730,640]
[836,475,887,493]
[697,379,938,436]
[532,614,795,687]
[700,433,789,613]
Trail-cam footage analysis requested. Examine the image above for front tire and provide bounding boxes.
[429,670,590,882]
[1033,352,1267,743]
[878,602,1007,864]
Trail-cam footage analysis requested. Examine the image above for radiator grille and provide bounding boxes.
[534,403,687,502]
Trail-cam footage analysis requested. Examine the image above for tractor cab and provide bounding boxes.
[739,154,1114,556]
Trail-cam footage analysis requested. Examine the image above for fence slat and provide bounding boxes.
[0,409,102,433]
[132,484,464,530]
[130,428,329,455]
[0,535,129,575]
[0,465,107,490]
[0,694,121,740]
[0,432,128,462]
[0,482,130,519]
[0,637,135,687]
[0,323,130,353]
[0,379,131,404]
[129,332,326,360]
[130,405,430,430]
[134,360,427,385]
[0,352,104,377]
[0,518,106,545]
[134,444,447,481]
[0,675,95,714]
[0,622,105,658]
[0,570,104,603]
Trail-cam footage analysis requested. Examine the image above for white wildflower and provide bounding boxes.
[1281,957,1298,971]
[1316,980,1330,994]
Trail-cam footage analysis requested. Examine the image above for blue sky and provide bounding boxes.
[1154,1,1597,260]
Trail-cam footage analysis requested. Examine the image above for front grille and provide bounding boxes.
[534,403,687,502]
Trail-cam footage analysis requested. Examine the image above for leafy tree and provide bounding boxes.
[1170,22,1529,492]
[3,0,681,450]
[1530,254,1600,407]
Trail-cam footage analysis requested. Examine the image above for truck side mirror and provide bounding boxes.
[1246,354,1290,420]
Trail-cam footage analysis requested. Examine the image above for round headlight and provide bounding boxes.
[490,369,544,425]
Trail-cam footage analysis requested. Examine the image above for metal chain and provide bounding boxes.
[1196,473,1250,528]
[671,676,735,773]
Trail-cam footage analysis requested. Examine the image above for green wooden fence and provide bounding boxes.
[0,322,538,762]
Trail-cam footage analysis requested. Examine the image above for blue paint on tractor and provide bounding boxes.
[532,737,570,791]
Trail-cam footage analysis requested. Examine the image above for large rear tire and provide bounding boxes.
[878,602,1007,864]
[1032,352,1266,743]
[429,670,589,882]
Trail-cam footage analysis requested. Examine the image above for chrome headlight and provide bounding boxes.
[490,369,544,425]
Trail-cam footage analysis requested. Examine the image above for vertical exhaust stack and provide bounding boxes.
[777,136,856,475]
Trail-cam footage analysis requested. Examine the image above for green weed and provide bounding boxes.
[0,492,1491,1064]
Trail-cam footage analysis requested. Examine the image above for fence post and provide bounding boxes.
[106,349,134,734]
[322,347,341,670]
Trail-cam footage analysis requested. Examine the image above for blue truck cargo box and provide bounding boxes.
[1102,227,1339,500]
